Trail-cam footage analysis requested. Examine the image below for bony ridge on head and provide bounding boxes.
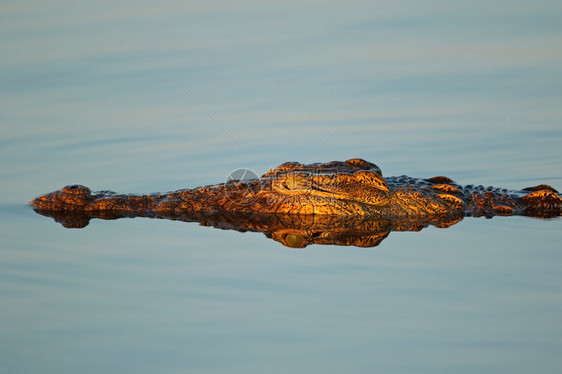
[345,158,382,175]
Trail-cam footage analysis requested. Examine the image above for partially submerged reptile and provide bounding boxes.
[30,158,561,217]
[31,158,560,246]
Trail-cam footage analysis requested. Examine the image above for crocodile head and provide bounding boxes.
[31,158,393,216]
[245,158,391,215]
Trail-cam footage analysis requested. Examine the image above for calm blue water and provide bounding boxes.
[1,1,562,373]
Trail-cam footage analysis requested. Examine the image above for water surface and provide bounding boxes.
[1,1,561,373]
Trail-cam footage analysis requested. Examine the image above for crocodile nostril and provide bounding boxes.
[62,185,91,195]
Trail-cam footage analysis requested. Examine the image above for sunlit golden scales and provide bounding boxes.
[30,158,561,219]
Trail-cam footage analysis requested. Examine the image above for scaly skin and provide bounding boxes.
[30,158,562,219]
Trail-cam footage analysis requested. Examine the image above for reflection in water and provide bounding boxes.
[32,208,468,248]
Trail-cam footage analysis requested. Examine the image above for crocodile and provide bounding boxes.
[30,158,561,219]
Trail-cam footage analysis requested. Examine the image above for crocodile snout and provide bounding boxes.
[31,185,94,211]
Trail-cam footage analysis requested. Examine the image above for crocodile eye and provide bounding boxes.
[283,174,307,190]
